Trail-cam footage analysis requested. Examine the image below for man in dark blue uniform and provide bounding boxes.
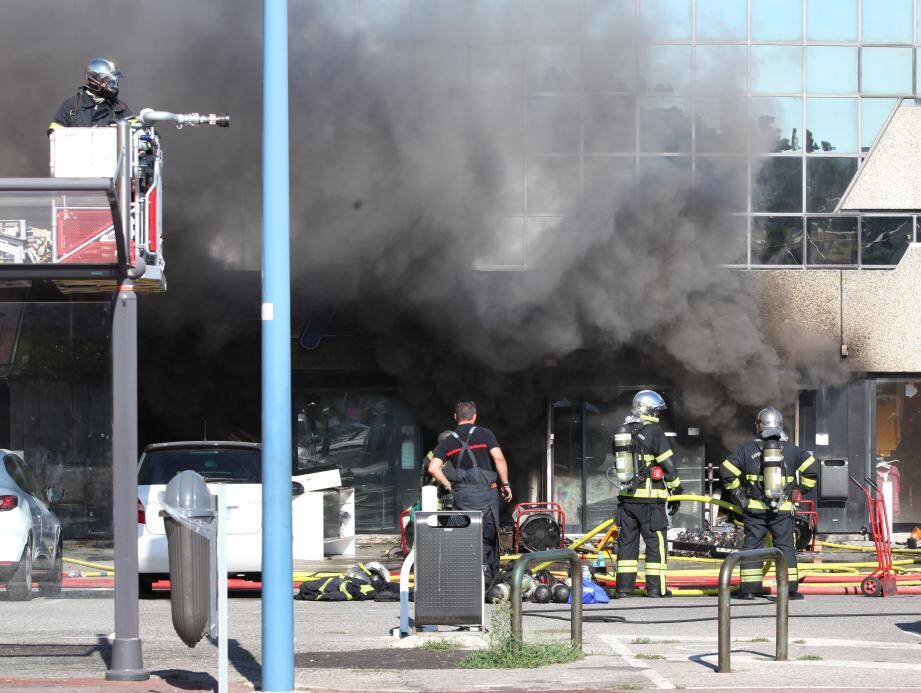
[427,401,512,581]
[720,407,817,600]
[49,58,131,132]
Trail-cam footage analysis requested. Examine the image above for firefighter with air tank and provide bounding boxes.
[719,407,818,600]
[612,390,683,598]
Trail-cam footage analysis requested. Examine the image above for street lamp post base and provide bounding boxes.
[105,637,148,681]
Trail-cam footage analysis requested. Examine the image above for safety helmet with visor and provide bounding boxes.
[86,57,123,98]
[631,390,667,419]
[756,407,783,440]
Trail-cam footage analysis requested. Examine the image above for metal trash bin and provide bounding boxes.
[414,511,483,627]
[161,471,215,647]
[819,459,849,501]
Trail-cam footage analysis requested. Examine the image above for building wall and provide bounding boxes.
[757,243,921,371]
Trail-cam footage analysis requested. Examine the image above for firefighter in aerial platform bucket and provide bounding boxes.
[719,407,818,600]
[613,390,683,598]
[49,58,132,131]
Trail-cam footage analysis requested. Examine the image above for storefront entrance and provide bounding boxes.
[875,379,921,530]
[549,391,705,534]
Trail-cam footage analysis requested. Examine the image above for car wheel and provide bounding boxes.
[38,542,63,598]
[6,544,33,601]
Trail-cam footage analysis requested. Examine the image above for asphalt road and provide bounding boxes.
[1,590,921,691]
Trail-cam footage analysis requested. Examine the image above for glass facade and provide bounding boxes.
[329,0,921,269]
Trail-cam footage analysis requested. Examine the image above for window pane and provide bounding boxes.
[808,0,857,41]
[583,0,635,41]
[806,157,859,212]
[861,47,913,95]
[695,45,748,93]
[752,216,803,265]
[639,156,692,187]
[806,217,858,265]
[696,157,747,211]
[752,46,803,94]
[752,97,803,152]
[582,45,635,91]
[751,0,802,41]
[696,97,748,152]
[807,47,857,94]
[861,98,899,152]
[583,94,635,153]
[477,216,525,266]
[862,217,912,265]
[527,45,581,92]
[641,45,693,94]
[528,155,582,213]
[641,0,692,40]
[526,0,581,41]
[875,380,921,525]
[640,97,692,152]
[862,0,912,43]
[807,98,857,153]
[753,157,803,212]
[528,96,580,153]
[697,0,747,40]
[583,157,636,218]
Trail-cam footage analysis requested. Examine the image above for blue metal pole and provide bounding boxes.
[262,0,294,690]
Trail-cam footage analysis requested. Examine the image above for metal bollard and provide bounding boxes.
[509,549,582,649]
[717,547,789,673]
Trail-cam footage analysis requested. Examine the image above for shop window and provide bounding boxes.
[752,157,803,213]
[861,99,898,152]
[639,97,692,153]
[751,97,803,152]
[875,380,921,527]
[752,0,802,41]
[641,0,692,40]
[751,216,804,265]
[641,45,693,94]
[861,48,913,95]
[583,0,635,42]
[808,0,857,42]
[752,46,803,94]
[861,217,912,265]
[807,98,858,153]
[806,157,859,212]
[696,97,748,153]
[696,0,747,41]
[295,393,419,533]
[695,45,748,94]
[581,45,635,92]
[806,217,858,266]
[807,47,857,95]
[583,94,635,153]
[862,0,913,44]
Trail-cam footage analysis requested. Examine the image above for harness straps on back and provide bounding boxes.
[450,427,479,470]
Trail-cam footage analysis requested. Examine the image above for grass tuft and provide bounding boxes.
[419,639,460,651]
[458,599,583,669]
[631,637,652,645]
[635,653,665,661]
[749,637,770,643]
[797,654,823,661]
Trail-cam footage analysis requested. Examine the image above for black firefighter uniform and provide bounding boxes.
[720,439,817,595]
[615,416,682,596]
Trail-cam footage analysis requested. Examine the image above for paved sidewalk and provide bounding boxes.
[2,591,921,691]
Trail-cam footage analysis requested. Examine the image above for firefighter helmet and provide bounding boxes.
[631,390,667,418]
[756,407,783,439]
[86,57,123,98]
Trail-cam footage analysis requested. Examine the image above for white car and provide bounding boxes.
[0,450,63,601]
[137,441,265,593]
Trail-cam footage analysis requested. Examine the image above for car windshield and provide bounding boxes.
[138,448,261,485]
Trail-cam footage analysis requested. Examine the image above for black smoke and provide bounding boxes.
[0,1,845,450]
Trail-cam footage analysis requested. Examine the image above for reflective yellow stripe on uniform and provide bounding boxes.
[617,560,638,574]
[655,449,674,463]
[48,122,65,131]
[627,488,670,499]
[740,569,763,583]
[645,562,667,575]
[798,456,816,473]
[722,460,742,476]
[723,477,741,490]
[665,477,681,489]
[801,477,817,488]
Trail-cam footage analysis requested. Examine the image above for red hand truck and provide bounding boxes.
[850,475,897,597]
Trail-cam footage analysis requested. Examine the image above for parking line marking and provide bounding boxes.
[602,635,675,689]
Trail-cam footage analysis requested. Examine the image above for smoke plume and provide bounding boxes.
[0,1,846,446]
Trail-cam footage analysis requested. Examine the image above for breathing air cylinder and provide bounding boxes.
[613,425,636,483]
[761,440,785,508]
